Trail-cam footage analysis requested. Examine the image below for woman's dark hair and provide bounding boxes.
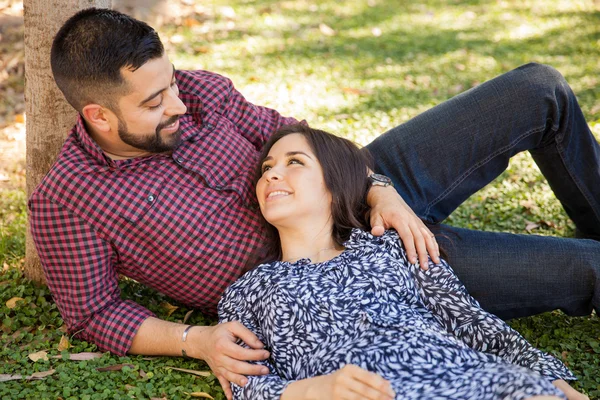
[254,124,373,262]
[51,8,164,112]
[255,124,450,264]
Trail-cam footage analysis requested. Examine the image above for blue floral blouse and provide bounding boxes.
[218,229,574,399]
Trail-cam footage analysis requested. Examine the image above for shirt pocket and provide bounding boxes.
[173,113,260,191]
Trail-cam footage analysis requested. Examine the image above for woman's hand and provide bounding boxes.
[283,364,395,400]
[552,379,589,400]
[367,185,440,270]
[190,322,271,400]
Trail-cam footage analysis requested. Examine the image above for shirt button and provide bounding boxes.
[147,195,155,203]
[206,123,214,130]
[215,185,223,190]
[175,157,184,164]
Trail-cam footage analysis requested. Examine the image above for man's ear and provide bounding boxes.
[82,104,113,133]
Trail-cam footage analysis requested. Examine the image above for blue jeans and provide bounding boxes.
[366,63,600,319]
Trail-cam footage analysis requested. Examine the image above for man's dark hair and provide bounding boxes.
[255,124,373,263]
[50,8,164,112]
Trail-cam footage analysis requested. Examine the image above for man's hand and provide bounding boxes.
[190,322,271,400]
[552,379,589,400]
[367,185,440,270]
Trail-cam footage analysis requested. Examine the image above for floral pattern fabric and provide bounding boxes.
[218,229,574,399]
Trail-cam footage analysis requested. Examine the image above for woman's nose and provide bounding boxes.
[265,168,281,182]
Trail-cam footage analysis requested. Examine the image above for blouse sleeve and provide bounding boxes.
[410,258,575,382]
[218,280,295,399]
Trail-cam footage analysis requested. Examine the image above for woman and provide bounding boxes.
[218,124,587,400]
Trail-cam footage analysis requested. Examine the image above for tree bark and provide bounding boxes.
[23,0,111,283]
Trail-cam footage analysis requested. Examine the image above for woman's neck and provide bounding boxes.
[278,225,344,264]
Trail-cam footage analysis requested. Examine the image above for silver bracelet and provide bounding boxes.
[181,325,194,358]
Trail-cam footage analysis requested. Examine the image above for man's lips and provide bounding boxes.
[161,118,180,133]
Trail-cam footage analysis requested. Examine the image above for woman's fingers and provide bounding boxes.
[335,365,395,399]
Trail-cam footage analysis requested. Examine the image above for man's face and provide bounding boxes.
[111,52,187,153]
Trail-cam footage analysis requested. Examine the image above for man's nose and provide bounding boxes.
[165,88,187,116]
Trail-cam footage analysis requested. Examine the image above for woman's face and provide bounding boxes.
[256,133,332,230]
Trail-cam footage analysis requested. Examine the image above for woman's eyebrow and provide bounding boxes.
[262,151,313,163]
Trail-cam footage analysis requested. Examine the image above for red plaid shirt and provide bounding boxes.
[29,69,299,355]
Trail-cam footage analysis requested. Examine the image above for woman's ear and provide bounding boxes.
[81,104,112,133]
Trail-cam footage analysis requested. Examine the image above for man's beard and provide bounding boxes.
[118,115,183,153]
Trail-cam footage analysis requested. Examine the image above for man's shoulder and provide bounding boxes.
[176,69,236,113]
[31,130,103,208]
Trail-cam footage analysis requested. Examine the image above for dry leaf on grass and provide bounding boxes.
[51,351,103,361]
[0,374,23,382]
[6,296,24,308]
[28,369,56,380]
[184,392,214,399]
[525,221,540,232]
[28,350,48,362]
[97,363,135,372]
[0,369,55,382]
[57,335,70,351]
[183,309,194,324]
[165,366,211,377]
[161,302,179,317]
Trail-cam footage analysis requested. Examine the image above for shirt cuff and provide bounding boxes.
[78,300,155,356]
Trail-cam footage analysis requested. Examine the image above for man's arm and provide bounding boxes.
[29,193,269,382]
[366,181,440,269]
[221,79,303,149]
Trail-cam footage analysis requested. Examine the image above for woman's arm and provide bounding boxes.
[218,284,293,400]
[409,258,575,381]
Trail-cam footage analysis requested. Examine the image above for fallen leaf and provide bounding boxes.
[139,369,147,379]
[161,302,179,317]
[519,199,536,210]
[59,325,69,333]
[6,297,24,309]
[28,369,56,380]
[0,369,55,382]
[165,366,211,377]
[97,363,135,372]
[51,352,103,361]
[319,23,336,36]
[125,384,136,390]
[184,392,214,399]
[525,221,540,232]
[57,335,70,351]
[0,374,23,382]
[183,310,195,324]
[28,350,49,362]
[591,103,600,115]
[0,280,11,286]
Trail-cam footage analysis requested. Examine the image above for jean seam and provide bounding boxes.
[424,124,548,217]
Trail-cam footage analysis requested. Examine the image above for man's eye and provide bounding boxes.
[148,102,163,110]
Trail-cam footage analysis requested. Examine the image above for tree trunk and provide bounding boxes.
[23,0,111,283]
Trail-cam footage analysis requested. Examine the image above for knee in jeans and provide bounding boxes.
[518,62,567,96]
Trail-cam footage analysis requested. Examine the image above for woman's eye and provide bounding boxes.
[261,165,272,173]
[288,158,303,165]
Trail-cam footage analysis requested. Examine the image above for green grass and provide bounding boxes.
[1,0,600,398]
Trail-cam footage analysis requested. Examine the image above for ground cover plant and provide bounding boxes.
[1,0,599,398]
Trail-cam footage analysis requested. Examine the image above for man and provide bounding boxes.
[30,7,599,399]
